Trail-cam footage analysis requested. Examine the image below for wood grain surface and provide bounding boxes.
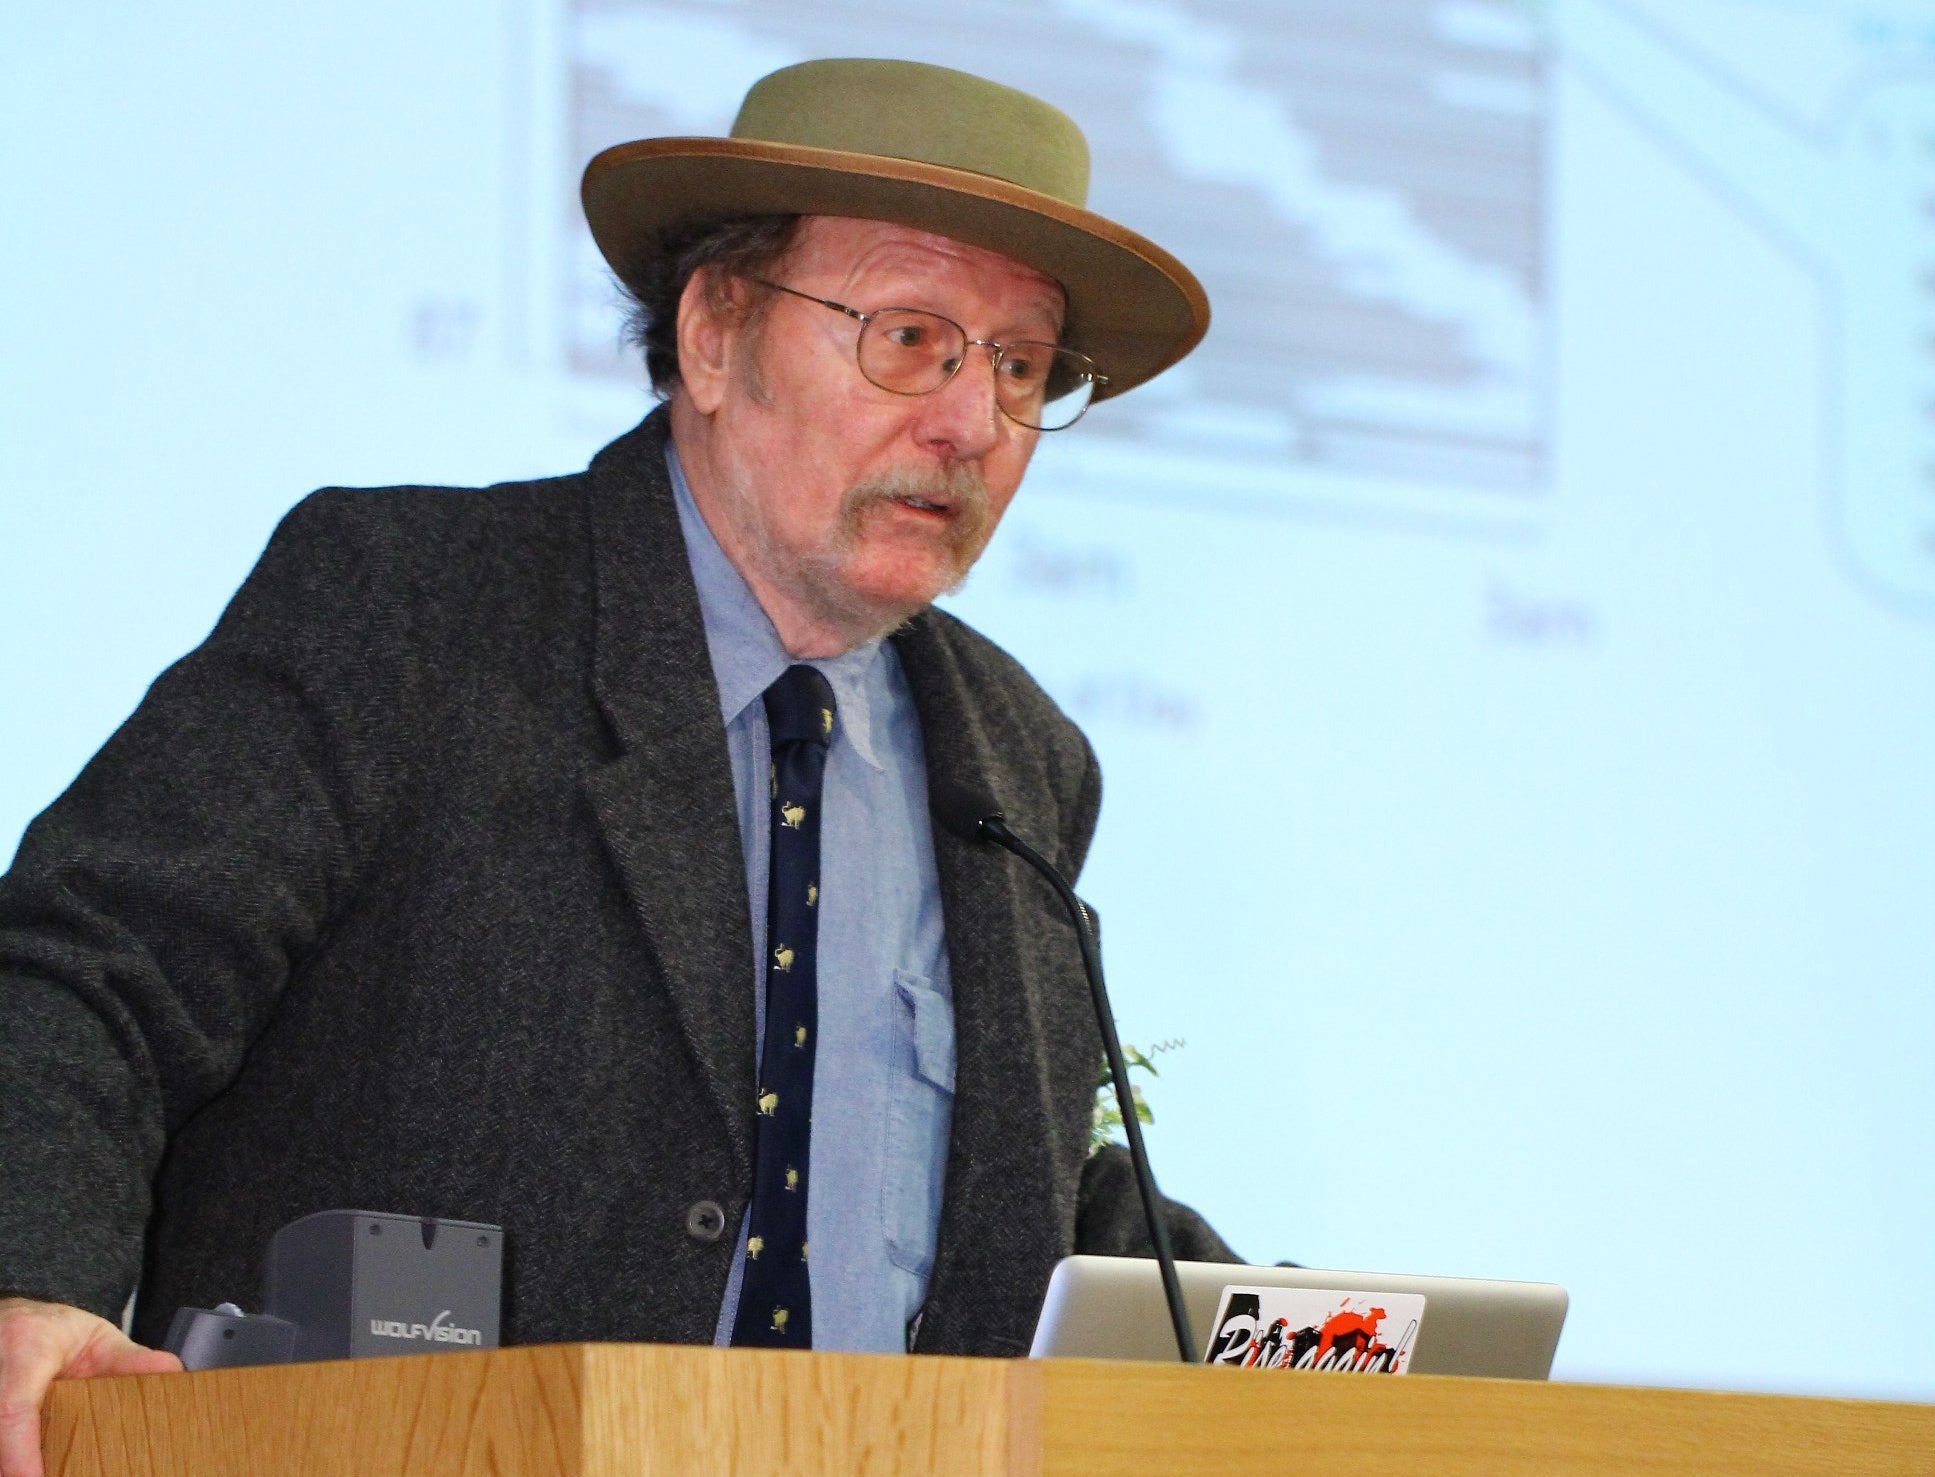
[41,1343,584,1477]
[40,1344,1935,1476]
[1033,1360,1935,1476]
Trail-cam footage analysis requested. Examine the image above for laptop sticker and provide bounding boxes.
[1203,1286,1425,1373]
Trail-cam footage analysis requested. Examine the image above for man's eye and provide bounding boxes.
[886,324,930,349]
[1000,353,1044,383]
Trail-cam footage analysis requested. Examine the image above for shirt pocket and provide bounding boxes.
[883,969,956,1278]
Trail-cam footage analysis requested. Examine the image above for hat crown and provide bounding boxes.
[730,59,1091,209]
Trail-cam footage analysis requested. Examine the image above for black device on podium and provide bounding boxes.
[164,1209,504,1370]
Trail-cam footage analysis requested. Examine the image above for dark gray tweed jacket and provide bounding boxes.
[0,410,1231,1357]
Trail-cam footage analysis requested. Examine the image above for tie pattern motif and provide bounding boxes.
[731,664,835,1347]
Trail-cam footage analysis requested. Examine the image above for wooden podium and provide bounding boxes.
[42,1344,1935,1476]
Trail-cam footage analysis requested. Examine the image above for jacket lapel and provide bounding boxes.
[582,411,755,1184]
[894,613,1072,1353]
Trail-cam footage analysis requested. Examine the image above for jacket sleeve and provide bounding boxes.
[1074,1144,1242,1263]
[0,491,414,1316]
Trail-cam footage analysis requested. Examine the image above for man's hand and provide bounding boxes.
[0,1298,181,1477]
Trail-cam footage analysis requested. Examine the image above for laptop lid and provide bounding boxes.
[1029,1256,1568,1378]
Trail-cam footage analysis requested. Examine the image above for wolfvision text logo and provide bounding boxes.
[369,1309,483,1346]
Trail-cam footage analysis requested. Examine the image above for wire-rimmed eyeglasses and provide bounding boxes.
[750,279,1108,432]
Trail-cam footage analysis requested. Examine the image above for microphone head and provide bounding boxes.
[927,775,1004,843]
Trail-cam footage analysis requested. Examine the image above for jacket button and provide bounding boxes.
[685,1200,727,1243]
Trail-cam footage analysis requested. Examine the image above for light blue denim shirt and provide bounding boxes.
[664,442,956,1354]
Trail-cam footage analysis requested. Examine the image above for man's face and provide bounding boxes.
[677,215,1065,652]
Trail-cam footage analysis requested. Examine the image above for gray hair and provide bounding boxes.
[619,214,802,395]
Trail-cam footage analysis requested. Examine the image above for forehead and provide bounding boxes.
[787,215,1065,328]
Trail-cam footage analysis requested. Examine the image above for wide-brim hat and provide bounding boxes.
[580,58,1209,401]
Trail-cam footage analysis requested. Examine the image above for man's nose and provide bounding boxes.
[916,346,1005,461]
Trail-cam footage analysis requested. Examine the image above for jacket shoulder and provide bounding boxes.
[237,472,593,648]
[268,471,588,585]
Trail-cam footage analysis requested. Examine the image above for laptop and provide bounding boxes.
[1029,1256,1568,1378]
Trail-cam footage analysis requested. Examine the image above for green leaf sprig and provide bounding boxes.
[1089,1038,1184,1154]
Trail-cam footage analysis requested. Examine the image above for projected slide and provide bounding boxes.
[1571,0,1935,612]
[568,0,1550,514]
[7,0,1935,1405]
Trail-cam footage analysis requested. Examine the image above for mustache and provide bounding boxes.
[841,463,991,539]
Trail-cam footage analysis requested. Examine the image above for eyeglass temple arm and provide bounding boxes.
[751,279,868,324]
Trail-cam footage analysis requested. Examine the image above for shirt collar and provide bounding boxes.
[666,437,883,770]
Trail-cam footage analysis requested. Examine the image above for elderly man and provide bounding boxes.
[0,58,1227,1476]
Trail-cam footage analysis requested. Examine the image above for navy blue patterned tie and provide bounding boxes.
[731,664,835,1347]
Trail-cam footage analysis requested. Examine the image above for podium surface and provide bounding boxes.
[43,1343,1935,1476]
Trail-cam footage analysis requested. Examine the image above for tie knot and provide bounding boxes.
[764,665,836,749]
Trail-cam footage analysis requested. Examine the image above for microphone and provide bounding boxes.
[929,776,1198,1364]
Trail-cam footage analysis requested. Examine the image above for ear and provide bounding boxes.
[676,267,751,416]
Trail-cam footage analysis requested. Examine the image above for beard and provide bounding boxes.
[743,460,997,651]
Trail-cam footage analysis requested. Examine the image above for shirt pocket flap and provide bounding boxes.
[894,971,956,1094]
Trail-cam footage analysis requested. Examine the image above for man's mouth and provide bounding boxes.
[894,495,950,516]
[839,465,991,555]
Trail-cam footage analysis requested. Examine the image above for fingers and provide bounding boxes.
[0,1302,66,1477]
[61,1326,182,1382]
[0,1300,180,1477]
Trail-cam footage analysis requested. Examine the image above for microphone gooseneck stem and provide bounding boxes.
[981,816,1199,1365]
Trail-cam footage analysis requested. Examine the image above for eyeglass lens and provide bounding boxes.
[857,309,1097,432]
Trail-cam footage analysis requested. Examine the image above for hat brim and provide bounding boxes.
[581,136,1209,401]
